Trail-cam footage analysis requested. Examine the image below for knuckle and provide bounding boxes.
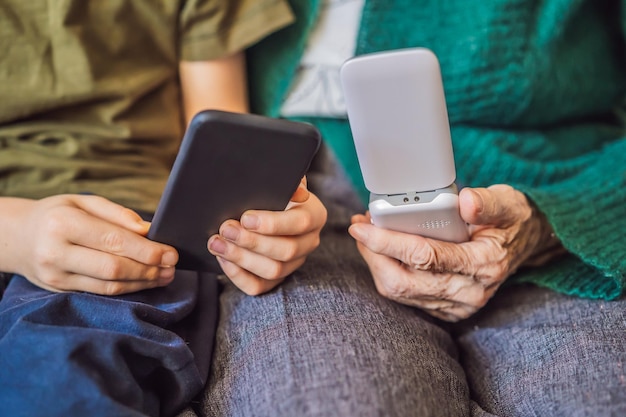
[141,266,160,281]
[476,244,511,283]
[320,204,328,224]
[435,311,460,322]
[518,201,534,221]
[311,234,321,251]
[241,281,268,296]
[35,246,60,268]
[242,233,259,251]
[43,209,70,236]
[277,243,299,262]
[100,258,124,279]
[477,293,492,309]
[375,283,393,299]
[467,286,489,307]
[262,262,285,281]
[429,310,452,321]
[141,246,164,266]
[453,310,472,321]
[408,245,437,271]
[82,194,105,204]
[102,281,125,296]
[493,263,510,282]
[39,272,64,289]
[298,210,314,231]
[101,231,126,253]
[490,184,514,195]
[375,278,406,300]
[483,254,511,283]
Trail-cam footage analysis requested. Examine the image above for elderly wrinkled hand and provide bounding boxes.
[208,177,327,295]
[348,185,563,322]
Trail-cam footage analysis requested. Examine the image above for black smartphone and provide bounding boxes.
[147,110,321,273]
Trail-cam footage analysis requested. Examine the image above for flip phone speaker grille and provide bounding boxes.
[416,220,451,229]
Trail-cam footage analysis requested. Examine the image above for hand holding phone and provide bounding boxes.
[148,110,321,272]
[340,48,469,242]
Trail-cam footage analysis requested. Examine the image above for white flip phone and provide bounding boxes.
[340,48,469,242]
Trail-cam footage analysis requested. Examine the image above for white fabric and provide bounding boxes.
[280,0,364,117]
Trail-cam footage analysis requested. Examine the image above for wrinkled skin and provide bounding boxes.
[349,185,564,322]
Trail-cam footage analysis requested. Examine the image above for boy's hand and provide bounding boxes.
[12,195,178,295]
[208,177,327,295]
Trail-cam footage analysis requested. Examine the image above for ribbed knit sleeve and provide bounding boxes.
[509,0,625,299]
[451,125,626,300]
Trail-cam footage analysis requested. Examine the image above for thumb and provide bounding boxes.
[459,185,519,228]
[290,176,310,203]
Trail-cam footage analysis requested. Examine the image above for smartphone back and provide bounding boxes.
[340,48,456,194]
[148,110,321,272]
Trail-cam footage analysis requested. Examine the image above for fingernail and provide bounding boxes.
[209,236,227,255]
[161,251,178,267]
[221,225,240,242]
[468,189,483,212]
[159,266,175,281]
[137,220,151,233]
[241,214,259,230]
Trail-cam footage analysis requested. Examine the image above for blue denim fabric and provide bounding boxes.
[0,271,219,417]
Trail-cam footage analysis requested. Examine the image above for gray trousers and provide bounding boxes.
[181,145,626,417]
[179,226,626,417]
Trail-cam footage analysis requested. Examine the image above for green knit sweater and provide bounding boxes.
[247,0,626,300]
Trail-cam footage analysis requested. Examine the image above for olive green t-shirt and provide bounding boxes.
[0,0,294,212]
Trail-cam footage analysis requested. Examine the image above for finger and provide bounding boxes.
[355,240,417,301]
[424,306,476,322]
[61,244,176,284]
[71,195,151,234]
[350,213,370,225]
[354,239,443,308]
[402,297,476,322]
[356,242,486,321]
[355,239,451,304]
[63,210,178,267]
[216,257,286,296]
[350,222,502,278]
[407,267,499,307]
[208,235,306,280]
[219,220,319,262]
[240,193,325,236]
[459,185,523,228]
[356,241,471,317]
[349,222,466,272]
[50,273,169,296]
[290,176,310,203]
